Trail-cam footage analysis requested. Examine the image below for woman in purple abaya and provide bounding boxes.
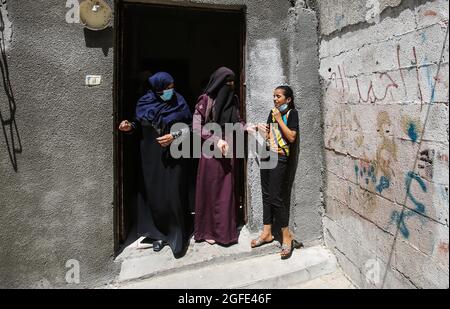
[193,67,250,246]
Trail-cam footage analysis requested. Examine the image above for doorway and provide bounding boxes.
[114,2,247,251]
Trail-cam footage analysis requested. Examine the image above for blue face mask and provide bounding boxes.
[160,89,174,101]
[278,103,290,115]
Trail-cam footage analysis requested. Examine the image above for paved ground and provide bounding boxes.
[288,269,356,289]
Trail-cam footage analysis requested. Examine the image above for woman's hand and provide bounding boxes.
[245,124,269,137]
[272,108,282,124]
[119,120,133,132]
[157,134,175,148]
[217,139,229,156]
[245,124,257,135]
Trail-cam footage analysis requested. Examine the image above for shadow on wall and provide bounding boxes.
[84,27,114,56]
[0,10,21,172]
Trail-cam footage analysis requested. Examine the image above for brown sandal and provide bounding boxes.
[280,240,303,260]
[251,235,275,248]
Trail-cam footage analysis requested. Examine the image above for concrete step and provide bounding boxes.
[114,227,282,284]
[114,245,337,289]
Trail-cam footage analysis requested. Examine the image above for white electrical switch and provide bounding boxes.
[86,75,102,86]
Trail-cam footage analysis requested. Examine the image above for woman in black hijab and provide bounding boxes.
[119,72,193,258]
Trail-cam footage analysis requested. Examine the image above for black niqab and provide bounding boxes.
[204,67,239,126]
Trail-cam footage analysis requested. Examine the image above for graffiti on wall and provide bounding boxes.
[401,116,423,144]
[376,112,398,177]
[325,29,449,242]
[326,106,365,150]
[416,147,448,183]
[347,181,378,214]
[325,37,448,177]
[351,111,397,210]
[390,172,428,239]
[324,6,449,287]
[438,242,449,254]
[418,148,435,180]
[352,160,387,213]
[326,43,447,109]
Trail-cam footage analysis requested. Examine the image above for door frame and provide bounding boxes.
[113,0,248,254]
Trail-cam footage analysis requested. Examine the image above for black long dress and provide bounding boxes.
[136,123,193,258]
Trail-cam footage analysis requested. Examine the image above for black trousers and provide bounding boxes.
[260,158,292,228]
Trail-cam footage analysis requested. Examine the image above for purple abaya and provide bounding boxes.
[193,94,246,245]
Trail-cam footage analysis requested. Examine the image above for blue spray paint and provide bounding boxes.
[368,167,377,183]
[405,172,427,214]
[376,176,390,194]
[391,210,415,239]
[371,166,377,183]
[356,162,379,186]
[421,32,427,44]
[423,56,436,103]
[390,172,428,238]
[407,122,419,143]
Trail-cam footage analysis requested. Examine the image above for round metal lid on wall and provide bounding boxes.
[80,0,112,31]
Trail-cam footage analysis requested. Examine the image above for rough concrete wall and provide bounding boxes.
[0,1,12,49]
[0,0,117,288]
[286,2,324,244]
[319,0,449,288]
[319,0,403,36]
[243,0,324,244]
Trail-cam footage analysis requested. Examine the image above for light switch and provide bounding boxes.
[86,75,102,86]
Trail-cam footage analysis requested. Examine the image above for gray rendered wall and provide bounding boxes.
[0,0,117,288]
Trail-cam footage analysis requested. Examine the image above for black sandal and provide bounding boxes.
[153,240,168,252]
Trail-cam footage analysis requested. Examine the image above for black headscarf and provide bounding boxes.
[204,67,239,126]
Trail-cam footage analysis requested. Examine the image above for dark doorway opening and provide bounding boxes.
[114,2,247,252]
